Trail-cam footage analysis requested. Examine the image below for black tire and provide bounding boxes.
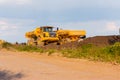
[81,35,86,39]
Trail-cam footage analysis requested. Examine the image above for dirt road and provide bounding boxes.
[0,50,120,80]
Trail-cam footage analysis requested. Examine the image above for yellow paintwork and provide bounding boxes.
[68,30,86,36]
[57,30,86,42]
[57,30,86,36]
[40,37,59,42]
[34,27,42,37]
[25,31,35,38]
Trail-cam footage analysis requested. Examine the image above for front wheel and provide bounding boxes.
[27,39,37,46]
[57,40,63,45]
[36,37,45,46]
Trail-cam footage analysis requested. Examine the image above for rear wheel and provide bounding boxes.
[57,40,63,45]
[44,41,49,45]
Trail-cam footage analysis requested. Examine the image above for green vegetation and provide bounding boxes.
[0,42,120,64]
[15,45,44,53]
[0,42,14,50]
[47,49,57,56]
[0,42,44,53]
[61,42,120,64]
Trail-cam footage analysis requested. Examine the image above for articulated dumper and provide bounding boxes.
[25,26,86,46]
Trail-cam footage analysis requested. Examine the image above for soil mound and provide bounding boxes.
[78,35,120,47]
[43,35,120,49]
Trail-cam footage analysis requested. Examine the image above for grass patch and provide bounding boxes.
[15,45,44,53]
[47,49,57,56]
[0,42,14,50]
[61,43,120,64]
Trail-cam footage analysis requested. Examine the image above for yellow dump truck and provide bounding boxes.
[25,26,86,46]
[25,26,59,45]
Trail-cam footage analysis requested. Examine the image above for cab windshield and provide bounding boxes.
[43,27,53,32]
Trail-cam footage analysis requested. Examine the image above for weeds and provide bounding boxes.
[1,42,13,50]
[47,49,56,56]
[61,43,120,64]
[15,45,44,53]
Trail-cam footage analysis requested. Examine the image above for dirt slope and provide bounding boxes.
[43,35,120,49]
[78,35,120,46]
[0,50,120,80]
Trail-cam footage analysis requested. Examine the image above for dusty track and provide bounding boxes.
[0,50,120,80]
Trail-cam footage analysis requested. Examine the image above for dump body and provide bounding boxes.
[57,30,86,43]
[57,30,86,36]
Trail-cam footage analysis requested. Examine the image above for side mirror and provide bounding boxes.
[57,27,59,31]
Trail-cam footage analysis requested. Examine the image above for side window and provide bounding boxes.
[48,28,52,32]
[42,27,53,32]
[43,28,47,32]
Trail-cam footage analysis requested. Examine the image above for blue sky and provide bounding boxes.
[0,0,120,43]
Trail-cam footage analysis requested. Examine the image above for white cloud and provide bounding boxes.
[0,18,35,42]
[0,20,18,31]
[16,0,32,5]
[1,0,120,11]
[0,21,7,25]
[31,0,120,11]
[106,22,118,31]
[0,0,32,5]
[0,19,26,38]
[0,0,7,3]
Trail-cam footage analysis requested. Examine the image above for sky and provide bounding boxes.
[0,0,120,43]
